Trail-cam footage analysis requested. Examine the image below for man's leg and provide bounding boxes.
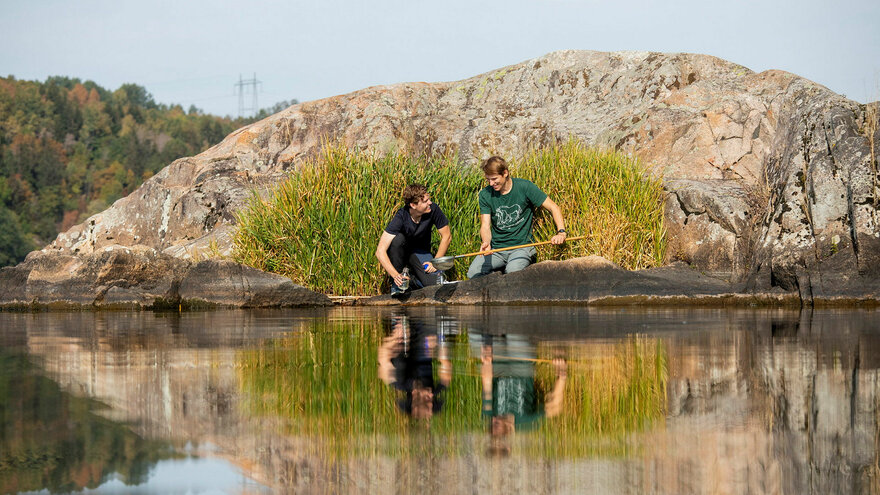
[503,247,537,274]
[466,252,508,279]
[408,251,439,288]
[386,234,408,292]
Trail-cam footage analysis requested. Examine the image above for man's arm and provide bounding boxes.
[478,214,492,252]
[437,335,452,387]
[540,197,567,245]
[544,358,567,418]
[375,231,406,287]
[377,319,405,384]
[424,225,452,273]
[481,344,493,413]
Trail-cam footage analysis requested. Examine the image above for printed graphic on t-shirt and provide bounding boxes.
[495,204,524,230]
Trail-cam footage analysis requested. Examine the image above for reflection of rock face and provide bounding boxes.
[664,310,880,494]
[35,51,878,296]
[12,308,880,494]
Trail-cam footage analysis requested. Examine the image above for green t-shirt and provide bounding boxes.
[482,375,544,429]
[478,178,548,248]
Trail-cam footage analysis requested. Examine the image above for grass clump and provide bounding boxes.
[233,141,666,295]
[519,140,666,270]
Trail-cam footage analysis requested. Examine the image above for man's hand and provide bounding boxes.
[551,231,567,245]
[480,241,491,252]
[393,271,408,287]
[423,261,437,273]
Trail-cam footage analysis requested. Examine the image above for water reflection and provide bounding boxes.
[0,351,175,493]
[377,310,452,420]
[477,334,567,456]
[1,307,880,493]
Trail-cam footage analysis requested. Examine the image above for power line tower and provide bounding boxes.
[234,73,261,117]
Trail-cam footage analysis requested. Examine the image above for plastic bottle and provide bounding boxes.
[399,267,410,291]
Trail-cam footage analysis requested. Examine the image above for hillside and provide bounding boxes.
[0,76,287,266]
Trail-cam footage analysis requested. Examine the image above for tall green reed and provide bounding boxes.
[233,141,666,295]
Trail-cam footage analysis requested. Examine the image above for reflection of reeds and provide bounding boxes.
[533,336,668,457]
[238,321,668,459]
[233,141,666,295]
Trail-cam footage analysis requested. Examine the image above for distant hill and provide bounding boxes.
[0,75,293,266]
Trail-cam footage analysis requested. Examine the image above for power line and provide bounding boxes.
[233,73,261,118]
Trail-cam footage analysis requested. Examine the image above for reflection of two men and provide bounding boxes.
[377,312,452,420]
[477,334,567,454]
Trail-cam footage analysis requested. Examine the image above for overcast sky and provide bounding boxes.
[1,0,878,118]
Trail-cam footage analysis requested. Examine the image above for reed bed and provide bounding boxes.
[237,320,668,459]
[233,141,666,295]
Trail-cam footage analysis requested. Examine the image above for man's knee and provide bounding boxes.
[504,259,531,274]
[467,256,490,279]
[503,249,535,274]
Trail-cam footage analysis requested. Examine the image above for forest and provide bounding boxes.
[0,75,294,266]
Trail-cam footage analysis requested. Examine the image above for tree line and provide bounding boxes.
[0,75,296,266]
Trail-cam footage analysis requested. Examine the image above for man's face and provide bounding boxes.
[410,194,433,215]
[491,414,515,436]
[411,384,434,420]
[484,172,509,192]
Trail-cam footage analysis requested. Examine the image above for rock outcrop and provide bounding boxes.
[0,247,330,309]
[20,50,880,301]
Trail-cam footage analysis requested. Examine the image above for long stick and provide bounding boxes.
[459,235,587,258]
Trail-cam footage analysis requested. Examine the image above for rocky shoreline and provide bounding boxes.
[358,255,880,308]
[0,247,331,310]
[2,249,877,310]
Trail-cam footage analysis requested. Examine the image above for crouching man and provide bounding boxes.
[375,184,451,296]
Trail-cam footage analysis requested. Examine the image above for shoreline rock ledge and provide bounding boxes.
[1,49,878,307]
[0,247,331,309]
[360,256,880,307]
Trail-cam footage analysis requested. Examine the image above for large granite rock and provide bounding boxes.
[25,51,880,301]
[0,247,331,309]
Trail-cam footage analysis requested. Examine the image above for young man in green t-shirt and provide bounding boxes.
[466,156,568,278]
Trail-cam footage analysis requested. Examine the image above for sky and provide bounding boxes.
[1,0,878,118]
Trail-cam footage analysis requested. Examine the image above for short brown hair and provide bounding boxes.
[403,184,428,205]
[481,156,509,175]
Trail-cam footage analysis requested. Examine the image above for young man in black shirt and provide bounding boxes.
[375,184,452,295]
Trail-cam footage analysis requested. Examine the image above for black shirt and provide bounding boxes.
[384,204,449,253]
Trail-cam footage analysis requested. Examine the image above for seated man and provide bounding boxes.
[375,184,451,295]
[467,156,567,279]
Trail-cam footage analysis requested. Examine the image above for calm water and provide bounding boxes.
[1,306,880,494]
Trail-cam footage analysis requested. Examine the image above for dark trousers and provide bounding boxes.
[387,234,438,290]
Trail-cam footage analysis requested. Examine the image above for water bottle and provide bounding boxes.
[399,267,410,291]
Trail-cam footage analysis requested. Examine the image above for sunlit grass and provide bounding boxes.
[232,141,666,295]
